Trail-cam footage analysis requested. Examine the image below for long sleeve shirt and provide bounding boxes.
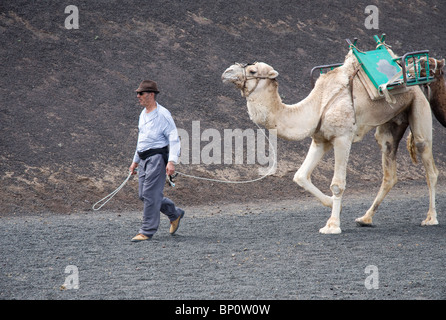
[133,102,181,164]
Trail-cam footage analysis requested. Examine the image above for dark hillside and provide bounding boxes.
[1,0,445,214]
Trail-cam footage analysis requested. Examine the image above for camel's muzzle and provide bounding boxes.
[221,66,242,84]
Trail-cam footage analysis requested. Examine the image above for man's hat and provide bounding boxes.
[135,80,160,94]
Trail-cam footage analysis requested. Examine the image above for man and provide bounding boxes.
[129,80,185,242]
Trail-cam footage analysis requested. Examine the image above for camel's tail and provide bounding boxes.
[406,131,418,164]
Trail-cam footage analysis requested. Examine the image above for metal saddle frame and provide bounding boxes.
[310,34,435,103]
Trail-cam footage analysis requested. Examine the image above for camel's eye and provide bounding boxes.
[249,70,256,75]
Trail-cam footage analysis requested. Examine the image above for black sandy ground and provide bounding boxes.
[1,180,445,300]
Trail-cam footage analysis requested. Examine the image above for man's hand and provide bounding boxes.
[129,162,138,175]
[166,161,175,176]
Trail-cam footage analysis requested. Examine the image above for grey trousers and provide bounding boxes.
[138,154,183,237]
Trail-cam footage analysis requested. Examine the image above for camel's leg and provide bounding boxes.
[408,95,439,226]
[319,135,353,234]
[293,139,333,208]
[356,119,408,226]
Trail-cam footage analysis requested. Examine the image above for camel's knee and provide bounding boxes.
[415,141,428,154]
[410,133,433,152]
[413,139,438,170]
[330,183,345,197]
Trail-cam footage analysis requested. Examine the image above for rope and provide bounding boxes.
[379,62,415,105]
[348,44,365,53]
[92,124,277,210]
[175,123,277,184]
[375,42,392,50]
[176,166,274,184]
[92,171,133,211]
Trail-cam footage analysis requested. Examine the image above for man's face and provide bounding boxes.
[137,91,153,106]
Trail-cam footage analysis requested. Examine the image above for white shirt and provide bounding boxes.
[133,102,180,164]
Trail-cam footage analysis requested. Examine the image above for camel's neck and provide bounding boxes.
[430,75,446,99]
[429,74,446,127]
[246,82,321,140]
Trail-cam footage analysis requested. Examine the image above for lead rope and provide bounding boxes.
[92,123,277,211]
[92,171,133,211]
[176,122,277,184]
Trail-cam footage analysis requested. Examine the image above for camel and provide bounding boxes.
[222,49,439,234]
[421,58,446,127]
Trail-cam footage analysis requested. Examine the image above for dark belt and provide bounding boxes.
[137,146,169,164]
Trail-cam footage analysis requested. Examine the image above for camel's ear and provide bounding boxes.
[268,70,279,79]
[440,59,445,69]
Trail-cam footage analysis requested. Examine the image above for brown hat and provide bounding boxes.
[135,80,160,94]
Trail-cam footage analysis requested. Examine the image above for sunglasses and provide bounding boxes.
[137,91,152,96]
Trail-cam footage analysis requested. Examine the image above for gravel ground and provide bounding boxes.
[1,184,445,301]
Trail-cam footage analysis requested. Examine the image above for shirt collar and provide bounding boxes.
[144,102,160,121]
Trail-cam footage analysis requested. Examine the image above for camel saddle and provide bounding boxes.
[311,34,435,103]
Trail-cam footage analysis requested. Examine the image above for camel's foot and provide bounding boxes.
[421,217,439,226]
[355,216,374,227]
[421,210,438,226]
[319,218,341,234]
[319,225,341,234]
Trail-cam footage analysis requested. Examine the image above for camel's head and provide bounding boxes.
[419,57,445,78]
[222,62,279,97]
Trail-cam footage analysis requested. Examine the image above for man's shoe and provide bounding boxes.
[170,210,185,235]
[131,233,152,242]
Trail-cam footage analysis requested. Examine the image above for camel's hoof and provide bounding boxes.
[421,218,439,226]
[355,218,374,228]
[319,225,342,234]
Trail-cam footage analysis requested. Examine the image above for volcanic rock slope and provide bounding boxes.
[1,0,445,214]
